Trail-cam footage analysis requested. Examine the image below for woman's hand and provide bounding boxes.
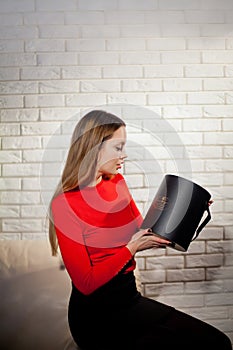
[126,229,171,256]
[126,201,214,256]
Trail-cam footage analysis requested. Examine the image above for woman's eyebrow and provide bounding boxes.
[114,140,126,145]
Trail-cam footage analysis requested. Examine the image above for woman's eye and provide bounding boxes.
[116,146,122,152]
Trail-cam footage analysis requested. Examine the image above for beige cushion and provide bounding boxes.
[0,240,77,350]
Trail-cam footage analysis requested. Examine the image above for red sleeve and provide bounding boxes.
[56,232,133,295]
[118,173,143,228]
[52,196,133,295]
[130,198,143,228]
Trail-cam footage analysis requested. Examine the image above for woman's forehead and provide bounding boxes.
[111,126,127,141]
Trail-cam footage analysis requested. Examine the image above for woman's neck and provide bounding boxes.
[88,175,102,187]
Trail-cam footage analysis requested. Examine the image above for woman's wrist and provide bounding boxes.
[126,242,138,256]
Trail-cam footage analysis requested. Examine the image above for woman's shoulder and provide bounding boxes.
[51,190,81,209]
[111,172,125,183]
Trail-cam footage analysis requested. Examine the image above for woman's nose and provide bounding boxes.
[121,150,127,159]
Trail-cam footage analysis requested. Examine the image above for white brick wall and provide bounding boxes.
[0,0,233,342]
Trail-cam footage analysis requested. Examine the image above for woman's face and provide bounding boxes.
[97,126,127,177]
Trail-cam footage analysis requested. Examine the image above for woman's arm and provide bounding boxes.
[56,230,134,295]
[52,195,134,295]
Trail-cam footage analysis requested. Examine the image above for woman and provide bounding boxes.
[49,110,232,350]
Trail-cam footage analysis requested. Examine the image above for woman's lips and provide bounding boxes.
[116,162,123,169]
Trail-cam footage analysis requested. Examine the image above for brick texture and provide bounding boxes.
[0,0,233,343]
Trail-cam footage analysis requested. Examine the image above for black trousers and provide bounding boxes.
[68,272,232,350]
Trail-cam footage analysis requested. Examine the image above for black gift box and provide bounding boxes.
[141,174,211,252]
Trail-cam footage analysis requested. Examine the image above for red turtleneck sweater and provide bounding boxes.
[52,173,143,295]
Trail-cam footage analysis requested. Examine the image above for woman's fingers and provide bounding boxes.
[129,228,172,253]
[142,230,171,245]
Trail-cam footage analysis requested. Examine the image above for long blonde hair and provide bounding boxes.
[48,110,126,256]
